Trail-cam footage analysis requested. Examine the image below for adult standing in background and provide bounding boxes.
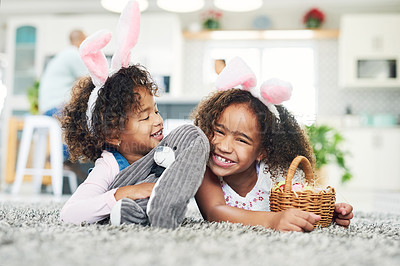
[39,29,87,116]
[38,29,89,189]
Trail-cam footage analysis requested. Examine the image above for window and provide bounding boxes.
[203,47,260,85]
[262,46,316,125]
[204,42,316,125]
[14,26,37,95]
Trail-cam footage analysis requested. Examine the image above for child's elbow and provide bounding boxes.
[59,206,71,223]
[202,204,228,223]
[59,205,82,225]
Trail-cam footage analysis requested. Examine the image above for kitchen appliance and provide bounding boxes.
[339,14,400,88]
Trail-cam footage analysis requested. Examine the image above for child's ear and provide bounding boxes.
[257,150,267,162]
[106,137,120,147]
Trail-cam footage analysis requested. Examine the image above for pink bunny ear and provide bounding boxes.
[215,57,257,91]
[80,29,112,87]
[111,0,140,72]
[259,78,293,105]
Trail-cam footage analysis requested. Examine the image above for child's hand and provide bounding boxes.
[333,203,353,227]
[114,183,155,201]
[271,208,321,232]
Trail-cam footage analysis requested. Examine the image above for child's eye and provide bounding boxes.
[238,139,249,145]
[215,129,224,135]
[140,116,150,121]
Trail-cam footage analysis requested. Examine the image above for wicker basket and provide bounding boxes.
[269,156,336,227]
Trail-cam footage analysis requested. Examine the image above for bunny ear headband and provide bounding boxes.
[79,0,140,130]
[215,57,293,120]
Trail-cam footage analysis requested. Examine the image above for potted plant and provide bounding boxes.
[201,9,222,30]
[303,8,325,29]
[305,124,352,183]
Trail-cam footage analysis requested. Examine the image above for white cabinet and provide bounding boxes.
[337,128,400,191]
[339,14,400,88]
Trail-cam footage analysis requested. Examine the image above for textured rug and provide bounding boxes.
[0,201,399,266]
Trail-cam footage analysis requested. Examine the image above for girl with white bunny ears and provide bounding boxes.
[193,57,353,231]
[60,0,210,229]
[194,56,315,175]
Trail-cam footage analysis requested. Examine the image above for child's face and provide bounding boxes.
[209,103,263,179]
[118,87,163,164]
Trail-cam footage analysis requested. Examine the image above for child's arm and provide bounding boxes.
[333,202,353,227]
[114,183,154,201]
[60,153,154,224]
[195,167,321,232]
[60,162,120,224]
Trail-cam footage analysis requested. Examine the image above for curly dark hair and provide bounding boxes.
[59,64,159,163]
[191,89,315,173]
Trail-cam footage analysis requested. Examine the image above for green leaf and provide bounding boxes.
[341,172,352,183]
[27,80,39,114]
[305,123,353,182]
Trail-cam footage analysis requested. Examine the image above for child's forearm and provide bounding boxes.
[114,183,155,201]
[201,204,320,232]
[60,188,118,224]
[203,204,276,229]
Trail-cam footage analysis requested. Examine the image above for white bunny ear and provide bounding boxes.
[256,78,293,120]
[80,29,112,130]
[111,0,141,73]
[80,29,112,87]
[215,57,257,91]
[260,78,292,105]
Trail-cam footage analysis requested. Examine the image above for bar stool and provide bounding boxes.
[11,115,78,197]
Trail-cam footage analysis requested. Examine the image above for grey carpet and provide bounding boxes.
[0,201,399,266]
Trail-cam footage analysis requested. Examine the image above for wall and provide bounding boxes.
[179,2,400,31]
[317,40,400,118]
[182,38,400,121]
[2,12,399,119]
[2,0,400,54]
[0,21,6,52]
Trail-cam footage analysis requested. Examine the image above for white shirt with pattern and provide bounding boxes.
[218,161,272,211]
[218,161,304,211]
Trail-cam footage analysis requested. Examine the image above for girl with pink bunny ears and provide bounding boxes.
[193,57,353,232]
[59,0,209,229]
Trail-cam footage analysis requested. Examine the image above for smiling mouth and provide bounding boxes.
[213,153,235,164]
[151,129,163,137]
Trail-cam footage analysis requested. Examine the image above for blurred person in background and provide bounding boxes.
[39,29,87,116]
[38,29,90,190]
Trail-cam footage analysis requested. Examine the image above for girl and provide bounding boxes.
[192,57,353,232]
[59,1,209,229]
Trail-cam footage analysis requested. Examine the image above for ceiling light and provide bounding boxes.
[101,0,149,13]
[157,0,205,13]
[214,0,263,12]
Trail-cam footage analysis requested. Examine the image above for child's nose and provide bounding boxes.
[153,112,163,126]
[218,136,233,153]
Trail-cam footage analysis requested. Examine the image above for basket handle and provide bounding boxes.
[284,156,314,192]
